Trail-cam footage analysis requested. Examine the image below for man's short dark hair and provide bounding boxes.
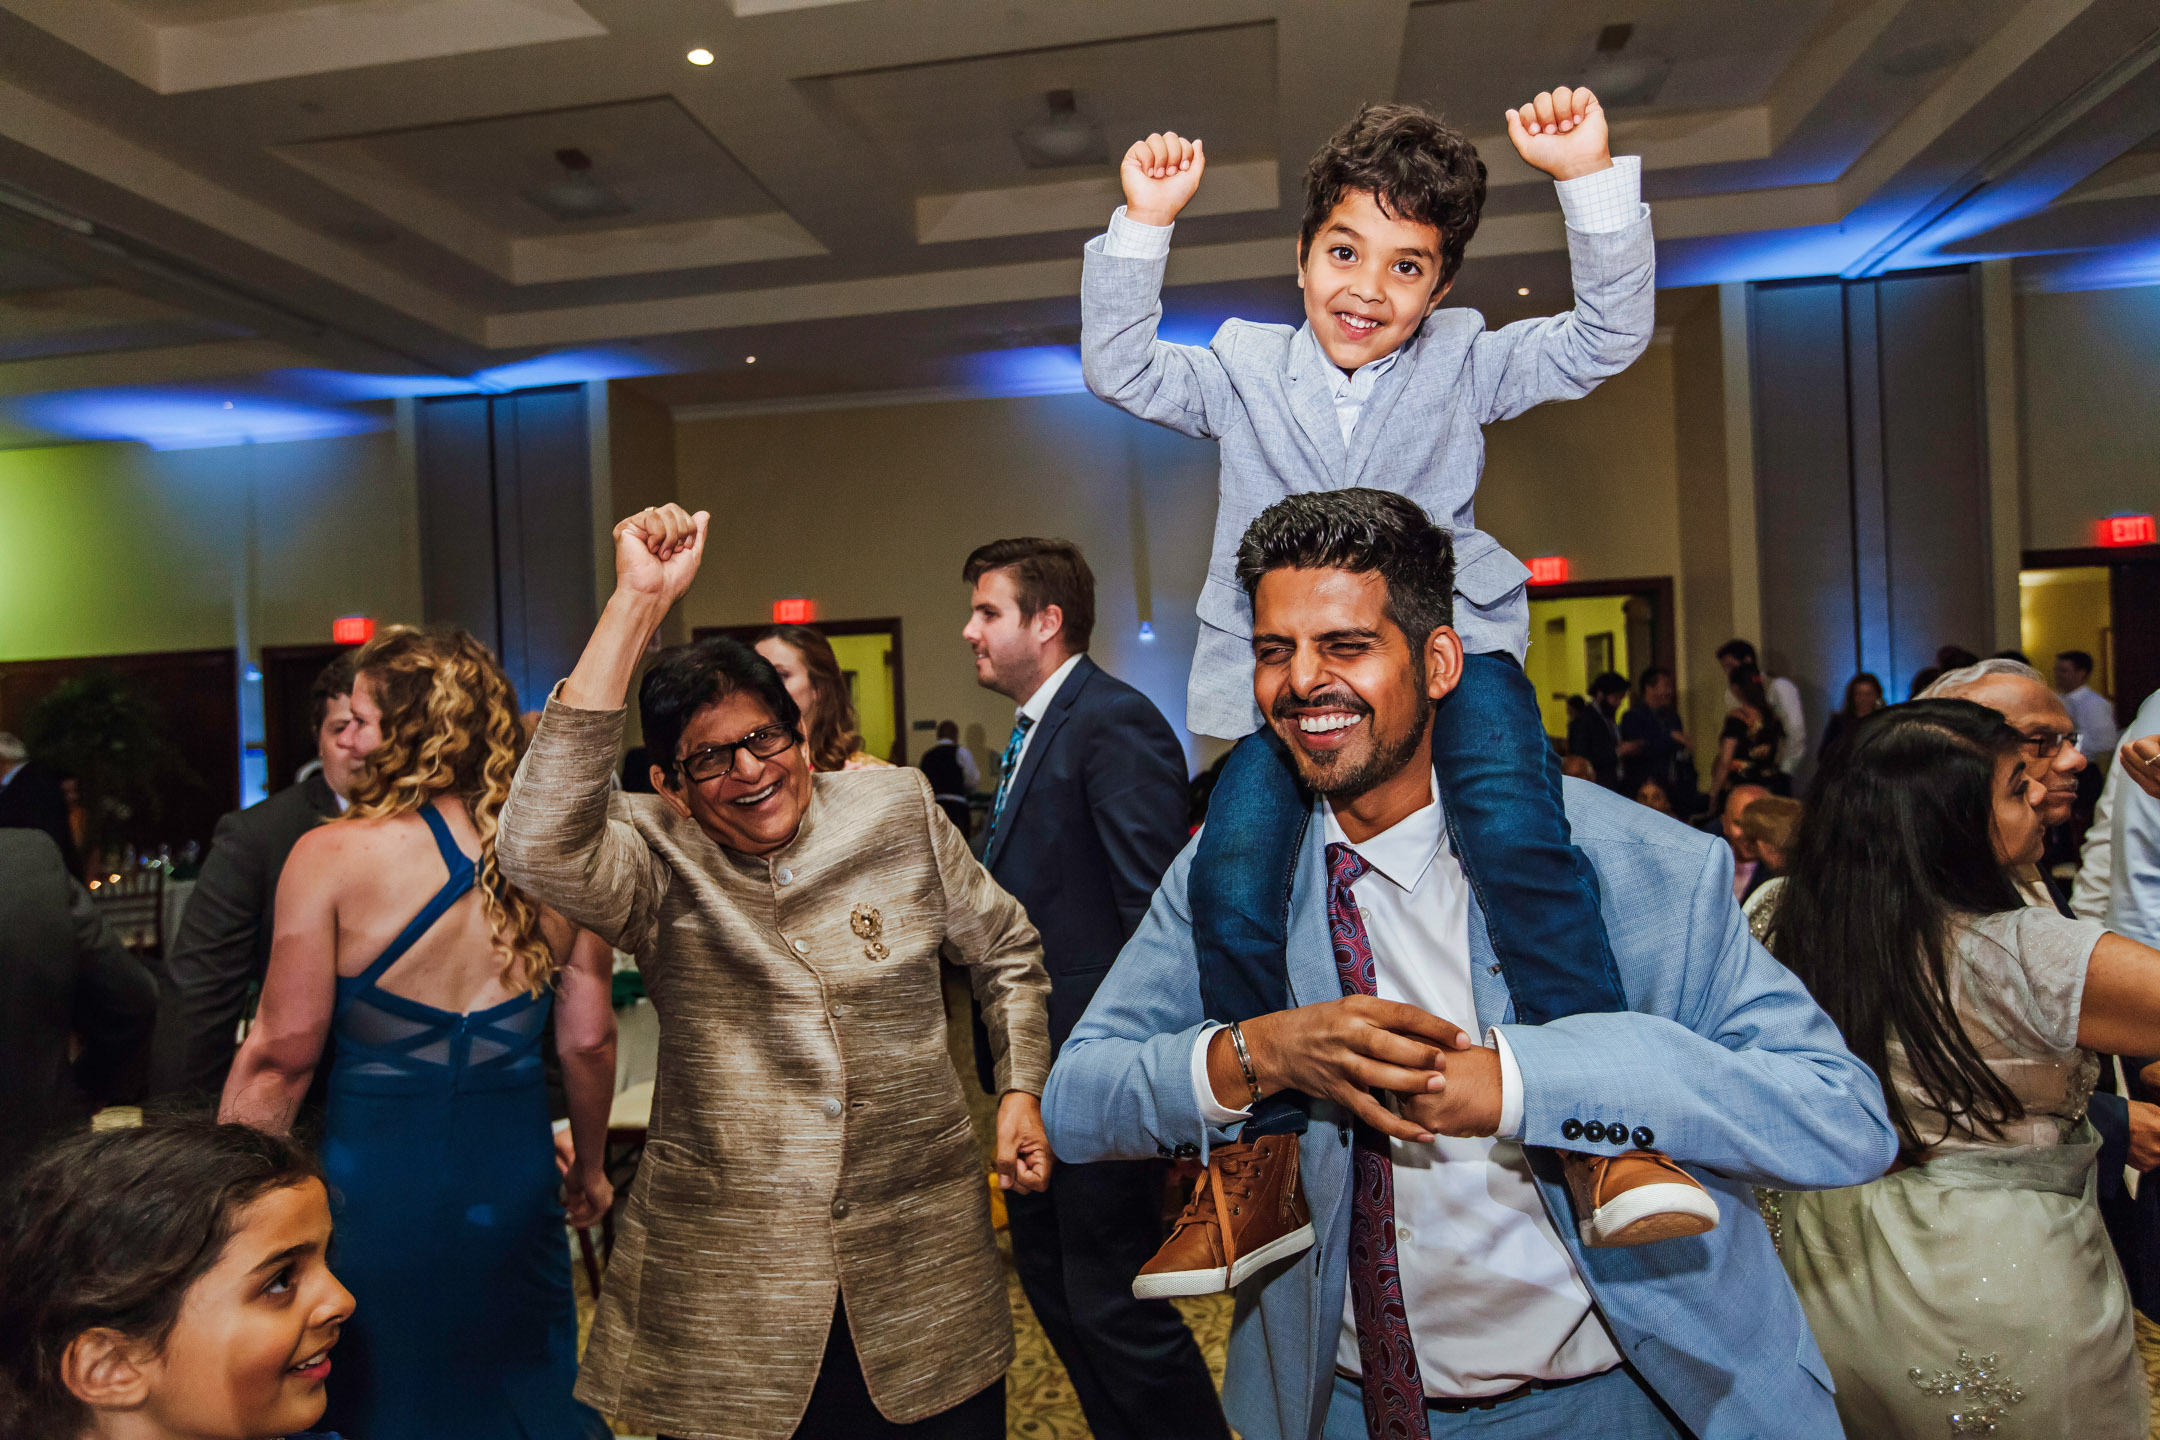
[1638,665,1673,691]
[1715,639,1758,668]
[309,652,357,732]
[2057,649,2094,675]
[1302,103,1486,288]
[1590,671,1630,700]
[961,538,1096,652]
[638,637,802,782]
[1235,489,1455,649]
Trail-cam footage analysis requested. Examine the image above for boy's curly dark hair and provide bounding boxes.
[1301,103,1486,288]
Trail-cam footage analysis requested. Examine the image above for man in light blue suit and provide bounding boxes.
[1043,490,1896,1440]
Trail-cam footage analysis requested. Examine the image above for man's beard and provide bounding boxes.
[1273,688,1433,803]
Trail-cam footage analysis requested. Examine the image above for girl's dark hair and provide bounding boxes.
[1728,664,1786,757]
[639,636,802,782]
[754,625,863,773]
[0,1121,320,1440]
[1769,699,2029,1159]
[1301,102,1486,287]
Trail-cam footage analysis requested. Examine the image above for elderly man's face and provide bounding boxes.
[655,689,814,856]
[1953,673,2085,828]
[1250,568,1460,803]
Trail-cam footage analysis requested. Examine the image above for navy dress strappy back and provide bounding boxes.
[317,803,604,1440]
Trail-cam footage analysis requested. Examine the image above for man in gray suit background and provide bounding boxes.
[149,652,368,1105]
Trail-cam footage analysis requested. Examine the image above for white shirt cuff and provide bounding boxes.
[1488,1027,1525,1140]
[1554,155,1644,235]
[1191,1023,1253,1125]
[1103,204,1174,260]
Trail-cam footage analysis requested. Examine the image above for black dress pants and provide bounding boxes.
[1005,1157,1232,1440]
[663,1299,1003,1440]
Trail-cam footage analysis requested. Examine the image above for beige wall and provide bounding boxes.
[671,337,1694,781]
[0,429,420,664]
[2018,282,2160,553]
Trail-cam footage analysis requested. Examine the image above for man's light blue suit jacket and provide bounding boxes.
[1043,779,1897,1440]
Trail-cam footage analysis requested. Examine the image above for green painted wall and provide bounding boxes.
[0,431,421,663]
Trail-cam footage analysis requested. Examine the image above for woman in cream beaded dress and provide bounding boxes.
[1765,699,2160,1439]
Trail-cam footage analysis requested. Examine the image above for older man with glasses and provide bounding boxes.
[497,505,1053,1440]
[1923,658,2088,907]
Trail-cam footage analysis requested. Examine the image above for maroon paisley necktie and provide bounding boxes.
[1327,841,1430,1440]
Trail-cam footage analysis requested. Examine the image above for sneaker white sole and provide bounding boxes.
[1130,1223,1317,1299]
[1580,1182,1721,1248]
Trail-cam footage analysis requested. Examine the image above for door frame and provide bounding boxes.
[1523,576,1678,677]
[692,617,908,764]
[2023,543,2160,725]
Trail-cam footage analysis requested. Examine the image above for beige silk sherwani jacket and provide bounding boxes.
[495,696,1052,1440]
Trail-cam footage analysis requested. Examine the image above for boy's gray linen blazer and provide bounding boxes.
[1080,212,1654,739]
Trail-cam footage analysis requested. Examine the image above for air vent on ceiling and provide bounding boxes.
[522,147,632,223]
[1015,90,1108,170]
[1582,21,1668,109]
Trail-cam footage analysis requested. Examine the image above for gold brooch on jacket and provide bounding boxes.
[850,904,888,960]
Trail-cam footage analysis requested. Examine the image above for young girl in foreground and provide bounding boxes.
[0,1121,353,1440]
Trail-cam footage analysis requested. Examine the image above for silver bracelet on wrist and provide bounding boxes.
[1226,1021,1264,1108]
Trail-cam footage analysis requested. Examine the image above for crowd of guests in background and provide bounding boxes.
[4,537,2159,1440]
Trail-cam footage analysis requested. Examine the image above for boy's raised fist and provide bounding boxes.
[1120,132,1205,227]
[1505,86,1611,182]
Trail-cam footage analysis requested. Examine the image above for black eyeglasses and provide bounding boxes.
[678,723,798,783]
[2018,728,2082,759]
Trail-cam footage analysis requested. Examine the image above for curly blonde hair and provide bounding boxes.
[341,625,554,995]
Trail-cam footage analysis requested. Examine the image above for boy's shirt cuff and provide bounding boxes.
[1554,155,1644,235]
[1187,1021,1525,1138]
[1102,204,1174,260]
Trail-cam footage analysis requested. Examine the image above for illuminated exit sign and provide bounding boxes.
[772,597,818,624]
[2095,514,2156,548]
[332,616,375,645]
[1527,556,1571,586]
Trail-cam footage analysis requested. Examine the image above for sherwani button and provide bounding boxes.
[1561,1119,1584,1141]
[831,1199,850,1218]
[820,1098,843,1119]
[777,867,793,885]
[792,938,809,954]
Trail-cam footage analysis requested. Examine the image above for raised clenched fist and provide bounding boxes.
[612,504,708,607]
[1120,131,1206,228]
[1505,86,1612,182]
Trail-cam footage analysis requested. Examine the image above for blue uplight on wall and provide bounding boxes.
[6,387,388,451]
[960,344,1087,398]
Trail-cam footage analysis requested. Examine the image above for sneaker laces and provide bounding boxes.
[1169,1146,1265,1270]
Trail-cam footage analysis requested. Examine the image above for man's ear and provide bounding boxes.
[63,1329,154,1411]
[1425,626,1466,702]
[651,767,695,820]
[1033,603,1065,647]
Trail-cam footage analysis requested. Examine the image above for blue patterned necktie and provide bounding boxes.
[1328,841,1431,1440]
[985,713,1034,848]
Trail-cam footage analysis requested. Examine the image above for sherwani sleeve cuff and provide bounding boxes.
[1488,1026,1526,1139]
[1190,1023,1253,1125]
[1555,155,1645,234]
[1103,204,1175,260]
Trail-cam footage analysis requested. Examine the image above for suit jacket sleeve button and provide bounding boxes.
[1632,1126,1655,1149]
[1561,1118,1584,1141]
[1582,1121,1607,1144]
[1174,1143,1199,1159]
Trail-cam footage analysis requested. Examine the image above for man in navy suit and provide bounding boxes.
[961,537,1229,1440]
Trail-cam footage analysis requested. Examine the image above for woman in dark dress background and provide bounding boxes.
[222,626,617,1440]
[1715,665,1790,801]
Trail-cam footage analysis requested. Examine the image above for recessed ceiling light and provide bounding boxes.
[686,47,714,65]
[1517,287,1530,296]
[745,356,757,364]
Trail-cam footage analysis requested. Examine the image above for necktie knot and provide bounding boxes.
[1326,841,1369,892]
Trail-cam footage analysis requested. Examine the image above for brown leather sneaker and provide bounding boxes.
[1563,1148,1721,1247]
[1131,1134,1315,1299]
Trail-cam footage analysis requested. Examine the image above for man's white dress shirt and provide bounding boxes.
[2063,684,2120,762]
[1188,780,1621,1398]
[1004,653,1084,783]
[1102,159,1647,446]
[2109,690,2160,947]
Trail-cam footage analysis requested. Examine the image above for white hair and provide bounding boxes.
[0,731,25,765]
[1921,658,2046,700]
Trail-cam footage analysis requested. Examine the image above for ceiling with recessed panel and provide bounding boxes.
[0,0,2156,440]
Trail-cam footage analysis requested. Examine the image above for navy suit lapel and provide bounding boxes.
[983,656,1096,871]
[1283,326,1348,476]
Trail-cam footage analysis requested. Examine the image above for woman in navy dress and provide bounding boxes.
[224,625,617,1440]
